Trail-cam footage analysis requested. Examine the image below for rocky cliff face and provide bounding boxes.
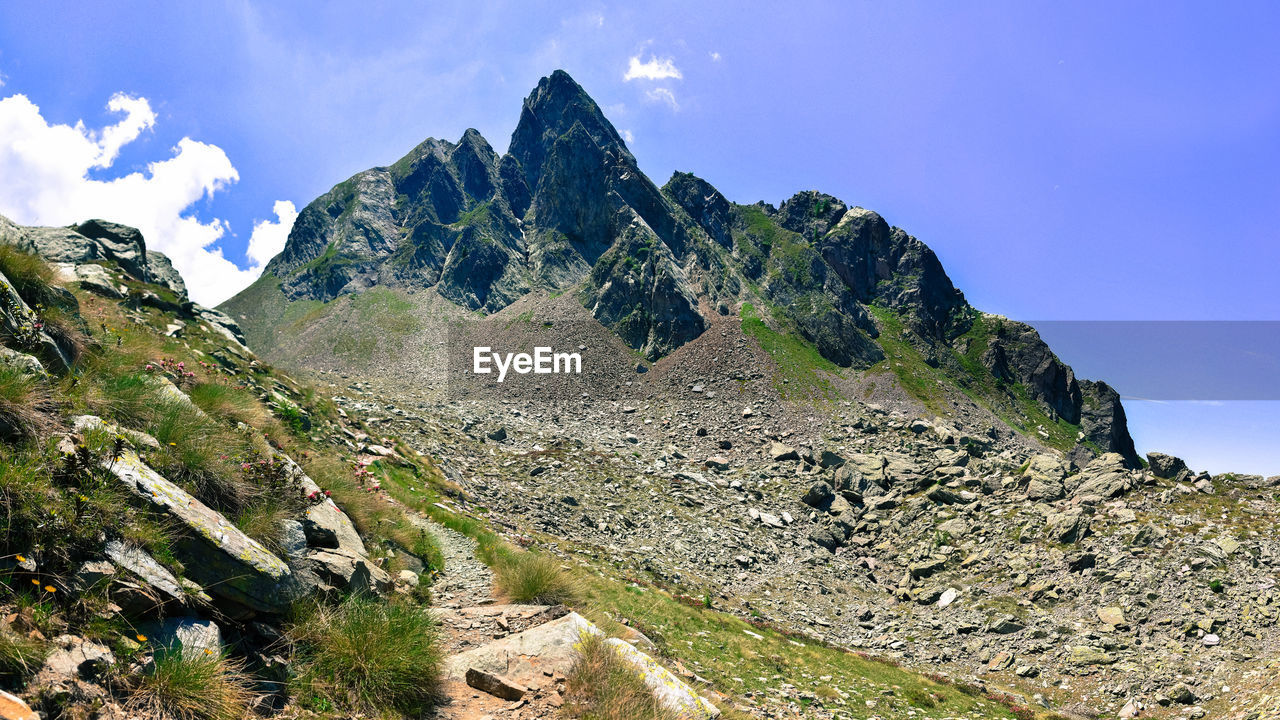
[225,69,1137,464]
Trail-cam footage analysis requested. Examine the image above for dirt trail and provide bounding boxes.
[416,516,574,719]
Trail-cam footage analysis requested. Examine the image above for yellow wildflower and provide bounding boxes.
[136,633,147,642]
[15,554,25,563]
[43,585,56,593]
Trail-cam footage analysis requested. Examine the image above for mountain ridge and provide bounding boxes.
[222,69,1138,466]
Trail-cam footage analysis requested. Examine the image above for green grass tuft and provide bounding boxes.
[563,632,674,720]
[494,550,584,605]
[287,595,443,716]
[127,649,258,720]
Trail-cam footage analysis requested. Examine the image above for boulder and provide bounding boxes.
[294,548,392,597]
[101,449,298,614]
[465,667,527,700]
[0,267,71,372]
[445,612,602,683]
[141,617,224,658]
[0,346,44,376]
[103,539,211,611]
[1097,606,1126,628]
[768,442,799,462]
[703,456,730,471]
[1070,453,1134,499]
[0,691,37,720]
[1046,509,1090,544]
[1146,451,1188,479]
[801,481,835,510]
[1067,646,1115,666]
[1022,454,1067,501]
[36,635,114,684]
[63,263,125,299]
[272,450,367,556]
[809,525,844,551]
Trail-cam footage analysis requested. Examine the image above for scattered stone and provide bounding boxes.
[465,667,528,700]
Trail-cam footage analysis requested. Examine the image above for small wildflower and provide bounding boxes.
[31,579,39,585]
[203,648,213,655]
[136,633,147,642]
[43,585,56,593]
[168,442,177,447]
[15,554,26,563]
[79,495,88,502]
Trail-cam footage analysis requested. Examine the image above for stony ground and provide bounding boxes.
[311,324,1280,720]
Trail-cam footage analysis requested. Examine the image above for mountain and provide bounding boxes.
[223,70,1136,466]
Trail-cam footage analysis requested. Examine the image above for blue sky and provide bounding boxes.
[0,1,1276,472]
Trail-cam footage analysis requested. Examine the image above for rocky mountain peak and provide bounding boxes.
[226,69,1140,464]
[508,70,634,193]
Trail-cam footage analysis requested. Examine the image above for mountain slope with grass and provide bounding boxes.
[221,69,1135,467]
[0,217,1068,719]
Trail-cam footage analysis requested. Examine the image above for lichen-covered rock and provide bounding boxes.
[1023,454,1067,501]
[0,346,45,376]
[103,539,211,609]
[604,637,720,719]
[102,450,298,614]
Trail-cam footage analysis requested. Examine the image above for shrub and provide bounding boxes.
[494,550,583,605]
[563,632,672,720]
[287,596,442,716]
[126,649,258,720]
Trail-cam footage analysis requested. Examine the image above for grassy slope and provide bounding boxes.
[2,252,446,719]
[219,275,421,369]
[867,306,1083,452]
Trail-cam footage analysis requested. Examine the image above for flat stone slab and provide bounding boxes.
[444,611,600,684]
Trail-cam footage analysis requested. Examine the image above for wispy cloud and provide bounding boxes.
[624,54,682,82]
[0,88,289,305]
[622,129,634,143]
[709,51,721,62]
[644,87,679,111]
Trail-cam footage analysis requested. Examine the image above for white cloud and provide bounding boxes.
[0,90,287,305]
[709,51,721,62]
[246,200,298,268]
[644,87,679,111]
[621,129,634,143]
[624,55,682,82]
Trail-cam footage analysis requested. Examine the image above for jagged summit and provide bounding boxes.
[509,69,636,191]
[223,69,1138,465]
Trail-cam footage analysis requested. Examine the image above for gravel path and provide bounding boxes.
[411,515,494,609]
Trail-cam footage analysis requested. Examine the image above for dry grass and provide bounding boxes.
[493,550,585,605]
[563,633,673,720]
[0,365,56,441]
[0,625,47,683]
[127,649,258,720]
